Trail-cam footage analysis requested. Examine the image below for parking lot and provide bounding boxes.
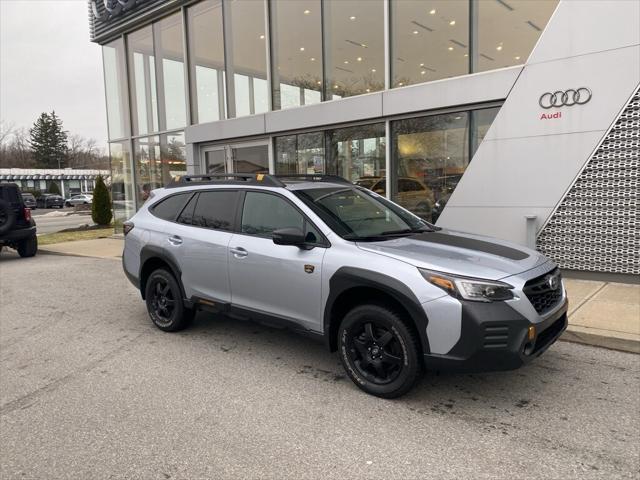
[1,252,639,479]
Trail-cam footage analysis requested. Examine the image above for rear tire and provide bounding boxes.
[144,268,194,332]
[17,235,38,258]
[338,304,422,398]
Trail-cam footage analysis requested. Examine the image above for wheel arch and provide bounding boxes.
[139,246,186,302]
[324,267,430,354]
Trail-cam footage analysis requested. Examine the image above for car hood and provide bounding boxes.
[357,229,548,280]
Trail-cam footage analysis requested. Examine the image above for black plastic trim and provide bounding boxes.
[138,245,187,303]
[410,232,529,260]
[228,304,324,342]
[324,267,430,352]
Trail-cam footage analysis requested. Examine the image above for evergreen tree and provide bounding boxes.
[29,111,68,168]
[92,175,112,226]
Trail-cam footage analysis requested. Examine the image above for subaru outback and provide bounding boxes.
[122,174,568,398]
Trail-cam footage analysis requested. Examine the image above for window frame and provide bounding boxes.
[234,189,330,248]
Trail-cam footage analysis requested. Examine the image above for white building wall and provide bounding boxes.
[438,0,640,246]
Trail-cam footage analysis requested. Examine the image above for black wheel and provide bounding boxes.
[338,304,421,398]
[144,269,193,332]
[0,199,16,235]
[17,235,37,258]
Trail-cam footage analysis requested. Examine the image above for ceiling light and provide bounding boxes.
[357,57,362,62]
[366,88,371,92]
[349,16,356,20]
[449,20,456,26]
[303,9,310,15]
[419,63,424,67]
[413,30,419,35]
[515,55,521,60]
[421,70,426,75]
[429,9,436,14]
[371,68,376,72]
[259,35,265,39]
[399,82,404,86]
[448,46,454,51]
[317,81,321,85]
[334,85,338,89]
[344,60,350,64]
[464,53,468,57]
[496,45,503,51]
[310,57,316,61]
[300,47,305,51]
[455,116,462,120]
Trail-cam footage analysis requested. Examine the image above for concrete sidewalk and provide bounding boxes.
[38,237,639,353]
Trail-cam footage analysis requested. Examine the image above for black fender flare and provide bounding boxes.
[139,245,188,304]
[323,267,430,353]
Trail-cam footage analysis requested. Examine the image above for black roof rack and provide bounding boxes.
[166,173,285,188]
[166,173,352,189]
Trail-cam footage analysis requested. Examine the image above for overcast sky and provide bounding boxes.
[1,0,108,150]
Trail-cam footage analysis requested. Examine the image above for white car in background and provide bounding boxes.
[65,194,93,207]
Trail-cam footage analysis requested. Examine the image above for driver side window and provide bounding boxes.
[241,192,320,243]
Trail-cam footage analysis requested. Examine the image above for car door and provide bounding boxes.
[228,191,327,332]
[167,189,239,304]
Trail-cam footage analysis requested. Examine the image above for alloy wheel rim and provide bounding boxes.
[347,321,404,385]
[150,278,175,326]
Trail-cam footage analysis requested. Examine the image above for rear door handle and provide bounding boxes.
[230,247,248,258]
[168,235,183,246]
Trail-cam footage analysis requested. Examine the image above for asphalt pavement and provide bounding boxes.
[1,252,639,479]
[31,208,95,234]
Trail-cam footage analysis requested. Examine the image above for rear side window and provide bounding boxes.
[191,191,237,231]
[151,193,192,221]
[177,194,198,225]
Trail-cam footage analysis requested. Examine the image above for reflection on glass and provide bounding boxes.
[392,112,469,222]
[226,0,268,116]
[156,13,187,130]
[109,141,134,230]
[231,145,269,173]
[103,39,129,140]
[161,132,188,179]
[328,123,385,183]
[205,149,227,174]
[324,0,384,98]
[128,26,158,135]
[134,136,161,204]
[275,132,325,174]
[271,0,322,110]
[392,0,468,87]
[472,106,500,155]
[187,0,226,123]
[477,0,557,72]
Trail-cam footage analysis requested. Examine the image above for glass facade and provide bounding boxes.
[101,0,557,230]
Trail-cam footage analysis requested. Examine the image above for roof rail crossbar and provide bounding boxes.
[273,174,351,184]
[166,173,285,188]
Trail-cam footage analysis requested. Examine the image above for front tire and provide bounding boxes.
[144,268,193,332]
[338,304,421,398]
[17,235,37,258]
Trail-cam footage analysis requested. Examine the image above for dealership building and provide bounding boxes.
[89,0,639,279]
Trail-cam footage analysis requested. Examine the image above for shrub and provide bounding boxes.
[91,175,113,226]
[48,181,61,195]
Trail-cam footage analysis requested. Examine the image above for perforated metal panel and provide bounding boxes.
[537,87,639,275]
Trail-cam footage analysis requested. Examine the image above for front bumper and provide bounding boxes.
[423,297,568,373]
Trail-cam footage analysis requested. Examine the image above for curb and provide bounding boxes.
[560,328,640,354]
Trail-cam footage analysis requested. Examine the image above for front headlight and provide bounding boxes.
[419,269,515,302]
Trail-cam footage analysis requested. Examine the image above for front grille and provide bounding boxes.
[523,268,563,315]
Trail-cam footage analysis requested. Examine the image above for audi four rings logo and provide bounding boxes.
[539,88,592,109]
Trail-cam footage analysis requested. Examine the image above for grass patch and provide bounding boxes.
[38,227,114,246]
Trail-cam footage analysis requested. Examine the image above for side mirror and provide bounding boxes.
[272,227,307,247]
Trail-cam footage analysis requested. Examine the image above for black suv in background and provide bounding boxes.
[0,183,38,257]
[36,194,65,209]
[21,193,37,209]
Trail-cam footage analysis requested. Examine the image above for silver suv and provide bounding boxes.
[122,174,568,398]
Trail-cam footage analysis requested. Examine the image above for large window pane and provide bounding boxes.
[271,0,322,110]
[187,0,226,123]
[156,13,187,130]
[328,123,385,183]
[103,39,129,140]
[324,0,384,98]
[477,0,558,72]
[128,26,158,135]
[392,113,469,222]
[471,106,500,155]
[109,141,134,230]
[275,132,325,174]
[161,132,188,179]
[133,136,161,204]
[226,0,268,116]
[392,0,469,88]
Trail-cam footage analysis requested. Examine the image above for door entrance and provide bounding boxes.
[201,141,270,175]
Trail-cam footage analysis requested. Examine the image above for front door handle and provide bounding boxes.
[168,235,183,246]
[230,247,248,258]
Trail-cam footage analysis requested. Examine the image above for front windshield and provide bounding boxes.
[294,187,437,241]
